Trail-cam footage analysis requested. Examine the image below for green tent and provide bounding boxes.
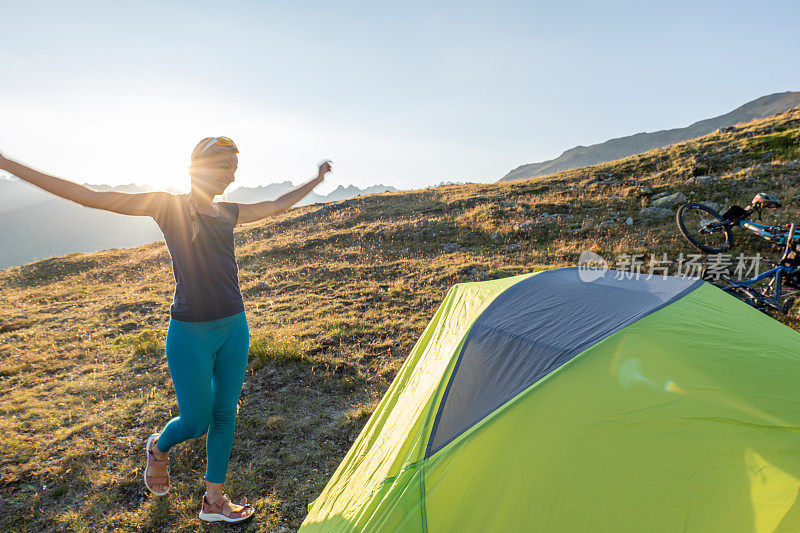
[300,267,800,532]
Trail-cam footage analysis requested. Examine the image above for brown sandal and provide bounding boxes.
[199,492,255,523]
[144,433,170,495]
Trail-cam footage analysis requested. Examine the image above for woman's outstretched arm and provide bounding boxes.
[236,161,332,225]
[0,152,164,217]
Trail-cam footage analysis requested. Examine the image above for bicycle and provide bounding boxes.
[702,224,800,315]
[676,193,800,315]
[676,192,799,253]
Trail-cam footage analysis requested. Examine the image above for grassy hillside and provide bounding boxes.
[1,106,799,532]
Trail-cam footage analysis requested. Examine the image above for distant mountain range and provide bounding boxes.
[0,178,395,270]
[499,91,800,182]
[221,182,396,205]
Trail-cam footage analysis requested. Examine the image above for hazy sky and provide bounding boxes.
[1,1,798,195]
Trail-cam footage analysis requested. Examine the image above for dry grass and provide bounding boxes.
[1,107,799,531]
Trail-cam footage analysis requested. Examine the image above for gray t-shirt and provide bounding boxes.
[152,193,245,322]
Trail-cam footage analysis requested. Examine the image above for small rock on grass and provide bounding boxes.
[650,192,687,208]
[639,206,672,219]
[687,175,717,186]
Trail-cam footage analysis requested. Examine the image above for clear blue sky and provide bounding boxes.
[1,1,798,195]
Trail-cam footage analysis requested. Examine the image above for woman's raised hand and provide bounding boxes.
[317,160,332,180]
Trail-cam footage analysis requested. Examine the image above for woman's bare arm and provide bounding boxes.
[0,153,165,217]
[236,161,331,225]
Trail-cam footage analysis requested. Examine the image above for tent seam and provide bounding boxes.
[420,459,429,533]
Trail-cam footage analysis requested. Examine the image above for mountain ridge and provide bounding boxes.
[500,91,800,182]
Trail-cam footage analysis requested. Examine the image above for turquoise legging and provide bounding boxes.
[155,310,249,483]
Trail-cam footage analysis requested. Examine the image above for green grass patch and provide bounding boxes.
[112,329,165,357]
[745,129,800,160]
[249,333,308,369]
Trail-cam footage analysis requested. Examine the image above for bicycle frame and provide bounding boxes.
[738,219,800,245]
[714,219,800,313]
[718,263,798,312]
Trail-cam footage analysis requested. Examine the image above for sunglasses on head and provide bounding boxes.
[200,136,238,155]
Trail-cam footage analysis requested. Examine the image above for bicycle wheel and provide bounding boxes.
[676,203,734,253]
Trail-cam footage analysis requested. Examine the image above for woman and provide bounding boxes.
[0,137,332,523]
